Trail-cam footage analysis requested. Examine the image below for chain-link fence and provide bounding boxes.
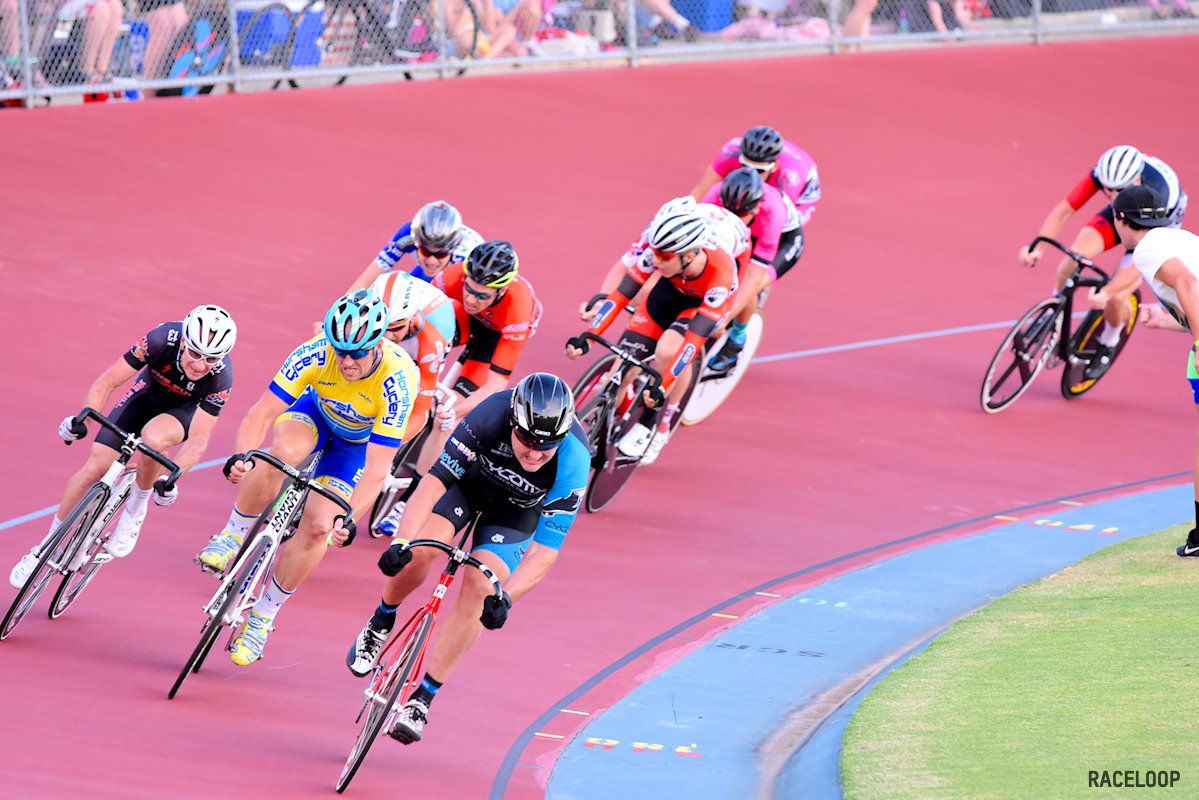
[0,0,1195,105]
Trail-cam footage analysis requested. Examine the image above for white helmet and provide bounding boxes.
[182,305,237,358]
[372,272,423,324]
[647,208,709,255]
[655,195,697,219]
[1095,145,1144,191]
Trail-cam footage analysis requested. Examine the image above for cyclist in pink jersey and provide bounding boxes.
[689,125,822,229]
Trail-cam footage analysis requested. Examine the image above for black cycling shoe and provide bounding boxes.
[707,338,744,376]
[1177,529,1199,558]
[1083,343,1115,381]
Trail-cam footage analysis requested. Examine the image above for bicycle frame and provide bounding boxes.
[1029,236,1113,365]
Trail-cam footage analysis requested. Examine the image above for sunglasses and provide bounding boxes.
[513,426,563,451]
[1118,205,1169,221]
[333,346,373,360]
[649,247,679,264]
[463,282,500,302]
[739,156,775,175]
[182,344,221,365]
[418,244,452,259]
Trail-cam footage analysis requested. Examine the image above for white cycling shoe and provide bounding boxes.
[105,507,146,558]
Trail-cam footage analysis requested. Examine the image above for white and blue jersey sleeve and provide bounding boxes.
[372,221,419,273]
[531,423,591,551]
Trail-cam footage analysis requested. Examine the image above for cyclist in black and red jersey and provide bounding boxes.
[386,240,544,517]
[9,306,237,588]
[345,373,589,745]
[1020,145,1188,379]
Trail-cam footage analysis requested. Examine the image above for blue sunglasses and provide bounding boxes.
[334,346,373,360]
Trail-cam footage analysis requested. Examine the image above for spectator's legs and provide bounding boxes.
[842,0,878,48]
[1,0,20,80]
[143,1,188,82]
[81,0,124,78]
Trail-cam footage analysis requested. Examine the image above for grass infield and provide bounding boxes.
[841,526,1199,800]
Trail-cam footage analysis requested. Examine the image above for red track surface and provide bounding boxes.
[2,37,1198,798]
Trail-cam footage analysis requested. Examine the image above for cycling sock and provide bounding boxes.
[410,673,443,708]
[728,320,749,346]
[30,517,63,552]
[127,485,153,516]
[226,507,257,537]
[399,475,422,503]
[1097,322,1122,348]
[658,405,680,434]
[254,576,293,621]
[370,600,399,631]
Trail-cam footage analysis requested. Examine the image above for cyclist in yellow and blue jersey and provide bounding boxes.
[197,289,420,666]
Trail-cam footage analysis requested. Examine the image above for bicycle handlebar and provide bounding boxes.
[576,332,663,390]
[74,407,183,491]
[1028,236,1111,282]
[397,538,505,598]
[243,449,354,518]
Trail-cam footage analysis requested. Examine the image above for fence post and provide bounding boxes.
[828,0,839,54]
[1033,0,1042,43]
[226,0,245,92]
[16,0,34,107]
[625,0,639,66]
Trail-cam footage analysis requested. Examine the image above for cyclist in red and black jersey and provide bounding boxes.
[392,240,544,512]
[567,206,738,462]
[9,306,237,588]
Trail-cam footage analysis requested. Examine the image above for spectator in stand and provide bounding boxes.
[1145,0,1195,18]
[79,0,124,83]
[0,0,19,87]
[137,0,188,87]
[841,0,878,49]
[475,0,530,56]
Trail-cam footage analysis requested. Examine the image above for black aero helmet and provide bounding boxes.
[465,240,519,288]
[740,125,784,163]
[412,201,464,252]
[720,167,765,215]
[510,373,575,450]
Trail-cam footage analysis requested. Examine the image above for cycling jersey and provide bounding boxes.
[429,390,590,553]
[700,181,791,269]
[374,271,457,432]
[434,266,543,386]
[1132,227,1199,331]
[710,136,821,227]
[1067,155,1189,250]
[268,336,420,447]
[123,321,233,416]
[372,222,485,283]
[588,247,738,390]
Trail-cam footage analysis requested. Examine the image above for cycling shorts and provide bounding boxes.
[279,389,367,501]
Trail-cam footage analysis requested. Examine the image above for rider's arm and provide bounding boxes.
[1023,175,1098,264]
[232,390,290,454]
[393,472,449,544]
[345,261,387,295]
[82,358,139,418]
[586,273,642,336]
[689,165,723,202]
[1089,264,1143,308]
[503,542,559,603]
[1156,258,1199,337]
[348,441,399,521]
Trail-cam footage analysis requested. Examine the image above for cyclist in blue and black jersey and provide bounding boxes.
[345,372,589,745]
[346,200,485,292]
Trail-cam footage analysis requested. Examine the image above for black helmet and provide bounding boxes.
[720,167,765,215]
[740,125,784,163]
[510,373,574,450]
[412,201,464,252]
[465,240,519,289]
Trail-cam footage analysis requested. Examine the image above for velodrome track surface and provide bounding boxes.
[2,37,1198,798]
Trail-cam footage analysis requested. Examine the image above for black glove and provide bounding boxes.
[378,542,413,576]
[59,415,88,443]
[645,384,665,408]
[335,515,357,547]
[480,591,512,630]
[223,453,248,478]
[566,336,590,355]
[152,478,178,506]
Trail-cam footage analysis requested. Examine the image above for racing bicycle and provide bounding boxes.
[1,408,180,640]
[680,308,766,426]
[335,517,503,792]
[570,332,687,512]
[168,449,352,698]
[980,236,1141,413]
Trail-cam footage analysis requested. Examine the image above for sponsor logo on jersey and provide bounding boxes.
[491,533,505,544]
[381,372,413,427]
[439,451,466,478]
[542,487,584,517]
[450,435,477,461]
[672,344,697,378]
[704,286,730,308]
[281,340,328,382]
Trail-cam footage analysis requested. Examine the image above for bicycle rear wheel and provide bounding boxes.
[368,421,431,537]
[336,612,434,792]
[1060,290,1140,398]
[980,297,1063,414]
[681,310,765,426]
[48,470,135,619]
[169,535,272,698]
[1,485,106,640]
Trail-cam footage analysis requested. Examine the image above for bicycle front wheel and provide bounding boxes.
[681,310,765,426]
[49,470,136,619]
[1,485,106,640]
[1060,289,1140,398]
[585,387,655,513]
[336,612,434,792]
[980,297,1063,414]
[169,534,272,698]
[572,353,618,463]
